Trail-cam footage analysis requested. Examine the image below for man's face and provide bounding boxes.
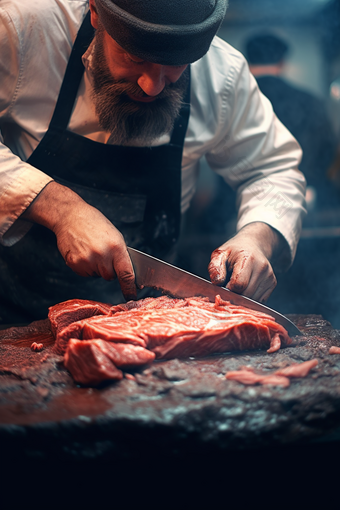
[90,24,189,145]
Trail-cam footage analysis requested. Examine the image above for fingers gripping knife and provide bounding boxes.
[127,247,302,337]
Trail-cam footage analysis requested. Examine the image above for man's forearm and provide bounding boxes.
[21,181,85,232]
[21,180,137,299]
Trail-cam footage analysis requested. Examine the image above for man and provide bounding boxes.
[0,0,306,323]
[245,31,337,210]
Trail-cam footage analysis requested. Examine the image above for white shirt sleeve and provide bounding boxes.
[0,143,53,246]
[0,1,81,246]
[202,42,306,264]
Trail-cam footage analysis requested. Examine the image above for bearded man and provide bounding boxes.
[0,0,306,323]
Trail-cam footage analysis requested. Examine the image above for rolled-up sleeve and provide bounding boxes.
[0,5,53,246]
[0,143,53,246]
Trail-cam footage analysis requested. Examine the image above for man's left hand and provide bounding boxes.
[208,222,288,302]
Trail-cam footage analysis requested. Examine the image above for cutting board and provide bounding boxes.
[1,313,340,461]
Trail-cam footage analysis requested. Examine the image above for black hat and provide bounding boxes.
[95,0,228,65]
[245,33,289,65]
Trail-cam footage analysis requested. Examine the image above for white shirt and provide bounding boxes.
[0,0,306,263]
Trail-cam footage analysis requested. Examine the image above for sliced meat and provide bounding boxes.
[88,339,155,368]
[225,359,318,388]
[329,346,340,355]
[226,369,290,387]
[259,374,290,387]
[54,295,291,359]
[48,299,111,338]
[267,332,282,353]
[55,314,148,355]
[51,295,292,386]
[275,359,318,377]
[64,339,123,386]
[226,369,267,385]
[64,339,155,385]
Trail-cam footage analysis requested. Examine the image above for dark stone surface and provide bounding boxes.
[1,313,340,462]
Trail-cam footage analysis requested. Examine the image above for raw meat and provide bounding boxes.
[259,374,291,387]
[329,346,340,355]
[63,339,156,385]
[48,295,292,386]
[64,340,124,386]
[31,342,43,352]
[53,295,291,358]
[274,359,318,377]
[225,367,290,387]
[48,298,111,338]
[225,359,318,387]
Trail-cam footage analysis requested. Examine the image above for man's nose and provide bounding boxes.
[137,64,167,97]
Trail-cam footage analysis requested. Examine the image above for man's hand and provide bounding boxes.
[208,222,289,302]
[22,181,137,300]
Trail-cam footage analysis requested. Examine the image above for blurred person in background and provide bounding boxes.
[194,29,337,240]
[246,32,338,212]
[241,31,340,324]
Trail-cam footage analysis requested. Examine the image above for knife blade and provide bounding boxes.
[127,247,301,337]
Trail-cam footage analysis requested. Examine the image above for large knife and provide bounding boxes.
[127,247,301,337]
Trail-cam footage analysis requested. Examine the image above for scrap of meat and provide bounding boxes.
[48,295,292,386]
[125,373,136,381]
[225,359,318,387]
[274,359,318,377]
[329,346,340,355]
[31,342,44,352]
[225,368,290,387]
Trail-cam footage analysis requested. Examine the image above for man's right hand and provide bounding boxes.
[22,181,137,301]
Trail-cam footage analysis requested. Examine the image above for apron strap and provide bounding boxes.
[169,67,191,146]
[48,11,95,130]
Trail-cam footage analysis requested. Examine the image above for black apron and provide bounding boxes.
[0,12,190,323]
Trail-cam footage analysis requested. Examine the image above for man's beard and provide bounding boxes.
[90,29,189,146]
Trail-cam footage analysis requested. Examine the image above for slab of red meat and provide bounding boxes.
[48,298,111,339]
[63,339,124,386]
[64,339,155,385]
[55,295,292,359]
